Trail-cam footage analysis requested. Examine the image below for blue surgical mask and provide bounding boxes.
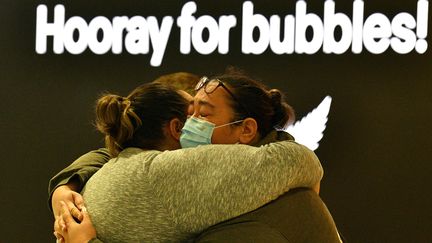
[180,117,244,148]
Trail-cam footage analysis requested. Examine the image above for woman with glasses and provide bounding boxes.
[51,70,325,242]
[186,69,342,242]
[181,71,295,147]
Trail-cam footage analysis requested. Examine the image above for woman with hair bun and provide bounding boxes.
[51,72,334,242]
[94,83,189,157]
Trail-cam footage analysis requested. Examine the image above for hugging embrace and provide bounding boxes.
[49,68,342,243]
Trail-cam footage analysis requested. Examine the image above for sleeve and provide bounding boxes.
[148,140,323,234]
[47,148,111,211]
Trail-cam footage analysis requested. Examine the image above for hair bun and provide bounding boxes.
[268,89,295,128]
[269,89,282,106]
[95,94,124,136]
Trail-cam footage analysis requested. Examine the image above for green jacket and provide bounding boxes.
[48,148,111,212]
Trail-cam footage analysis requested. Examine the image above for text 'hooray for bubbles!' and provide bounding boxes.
[35,0,429,67]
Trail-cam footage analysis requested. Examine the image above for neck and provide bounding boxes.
[152,137,180,151]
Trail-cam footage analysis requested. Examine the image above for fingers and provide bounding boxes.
[60,201,75,227]
[53,217,62,234]
[58,215,67,232]
[80,206,92,223]
[66,199,84,222]
[70,206,84,222]
[53,218,65,242]
[53,231,64,243]
[72,191,85,210]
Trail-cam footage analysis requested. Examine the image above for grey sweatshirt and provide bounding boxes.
[82,140,323,242]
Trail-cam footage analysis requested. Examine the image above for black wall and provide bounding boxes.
[1,1,431,242]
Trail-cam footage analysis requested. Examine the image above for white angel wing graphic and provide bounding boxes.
[282,96,332,151]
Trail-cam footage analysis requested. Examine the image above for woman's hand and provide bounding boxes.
[52,184,84,221]
[58,201,97,243]
[52,184,85,242]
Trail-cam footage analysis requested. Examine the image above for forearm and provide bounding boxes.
[48,148,111,211]
[152,141,323,232]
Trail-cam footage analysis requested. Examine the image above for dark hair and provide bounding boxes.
[212,67,295,137]
[153,72,200,96]
[95,82,188,156]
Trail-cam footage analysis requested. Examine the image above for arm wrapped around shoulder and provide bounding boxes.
[258,140,323,191]
[149,140,323,234]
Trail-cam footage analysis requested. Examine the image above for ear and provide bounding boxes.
[168,118,183,141]
[238,118,258,144]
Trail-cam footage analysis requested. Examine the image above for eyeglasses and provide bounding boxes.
[195,76,251,117]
